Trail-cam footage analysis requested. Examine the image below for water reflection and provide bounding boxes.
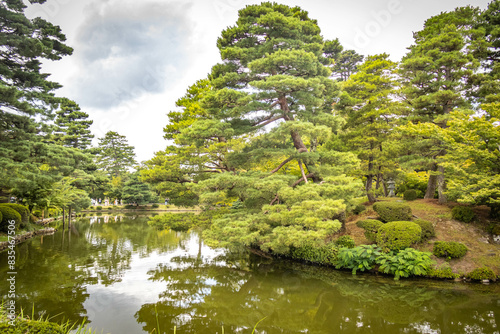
[0,215,498,334]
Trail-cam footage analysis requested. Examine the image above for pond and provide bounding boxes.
[1,214,499,334]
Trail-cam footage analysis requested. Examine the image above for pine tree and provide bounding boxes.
[336,54,398,202]
[95,131,136,178]
[54,98,94,150]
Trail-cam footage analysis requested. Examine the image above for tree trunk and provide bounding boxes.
[366,174,376,203]
[68,207,72,228]
[437,165,447,203]
[425,163,438,199]
[62,207,66,230]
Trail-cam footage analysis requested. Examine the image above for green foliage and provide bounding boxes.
[352,204,366,215]
[466,267,497,281]
[377,248,435,280]
[148,212,214,232]
[151,204,159,208]
[289,242,339,265]
[413,219,436,240]
[451,205,475,223]
[403,189,418,201]
[0,203,29,227]
[433,241,468,259]
[95,131,136,178]
[54,98,94,150]
[0,206,21,232]
[96,206,102,210]
[376,221,422,251]
[122,172,155,206]
[0,319,65,334]
[427,264,460,279]
[334,235,355,249]
[373,201,413,222]
[335,244,382,274]
[396,171,428,198]
[356,219,384,242]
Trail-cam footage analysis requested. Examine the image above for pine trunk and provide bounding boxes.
[425,163,438,199]
[437,165,447,203]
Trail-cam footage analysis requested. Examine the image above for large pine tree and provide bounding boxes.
[54,98,94,150]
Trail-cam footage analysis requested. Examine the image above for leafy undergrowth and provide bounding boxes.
[346,198,500,277]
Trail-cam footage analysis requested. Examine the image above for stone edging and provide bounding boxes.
[0,228,56,252]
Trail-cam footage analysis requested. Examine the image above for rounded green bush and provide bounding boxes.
[352,204,366,215]
[451,205,475,223]
[96,206,103,210]
[433,241,468,258]
[373,202,412,222]
[376,221,422,251]
[334,235,355,249]
[427,265,460,279]
[1,203,29,227]
[152,203,160,208]
[413,219,436,240]
[356,219,384,242]
[0,206,22,232]
[466,267,497,281]
[403,189,418,201]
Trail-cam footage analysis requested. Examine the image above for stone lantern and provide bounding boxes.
[387,179,396,197]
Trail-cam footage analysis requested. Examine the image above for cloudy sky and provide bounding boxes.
[26,0,492,163]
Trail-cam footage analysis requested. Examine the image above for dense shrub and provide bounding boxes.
[335,244,382,274]
[356,219,384,242]
[433,241,468,259]
[377,248,434,280]
[373,202,412,222]
[290,242,339,265]
[0,206,22,232]
[124,204,136,209]
[376,221,421,251]
[96,206,103,210]
[396,171,428,198]
[334,235,355,249]
[352,204,366,215]
[413,219,435,240]
[427,264,460,279]
[151,203,160,208]
[451,205,475,223]
[403,189,418,201]
[466,267,497,281]
[1,203,29,227]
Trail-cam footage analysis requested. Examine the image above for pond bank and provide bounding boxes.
[0,228,56,252]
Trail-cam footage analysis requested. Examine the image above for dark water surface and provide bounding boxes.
[1,215,499,334]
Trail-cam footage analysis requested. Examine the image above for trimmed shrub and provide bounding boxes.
[433,241,468,259]
[290,242,339,265]
[151,203,160,208]
[124,204,136,209]
[334,235,355,249]
[376,221,421,251]
[427,264,460,279]
[373,202,412,222]
[352,204,366,215]
[466,267,497,281]
[451,205,475,223]
[413,219,435,240]
[356,219,384,242]
[0,206,22,232]
[403,189,418,201]
[1,203,30,227]
[96,206,103,210]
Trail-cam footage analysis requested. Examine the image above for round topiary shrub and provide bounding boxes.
[466,267,497,281]
[1,203,30,228]
[413,219,436,240]
[373,202,413,222]
[433,241,468,259]
[152,203,160,208]
[0,206,22,232]
[451,205,475,223]
[403,189,418,201]
[376,221,422,251]
[356,219,384,242]
[96,206,103,210]
[334,235,355,249]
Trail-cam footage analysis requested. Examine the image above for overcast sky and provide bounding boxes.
[26,0,492,163]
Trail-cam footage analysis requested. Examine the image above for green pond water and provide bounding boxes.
[1,214,499,334]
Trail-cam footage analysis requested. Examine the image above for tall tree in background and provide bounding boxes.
[336,54,398,202]
[398,6,481,203]
[54,98,94,150]
[95,131,136,178]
